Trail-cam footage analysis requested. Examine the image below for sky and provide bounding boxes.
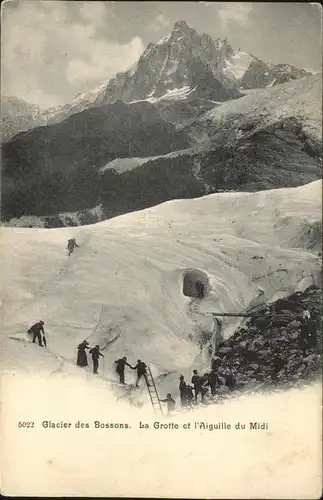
[1,1,322,109]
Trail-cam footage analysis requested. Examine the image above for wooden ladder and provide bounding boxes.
[145,365,163,416]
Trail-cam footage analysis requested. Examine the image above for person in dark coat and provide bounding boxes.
[67,238,79,256]
[115,356,133,384]
[89,345,104,374]
[195,281,205,298]
[77,340,89,367]
[179,375,187,406]
[191,369,203,404]
[185,385,194,407]
[132,359,148,387]
[208,370,220,396]
[160,393,176,415]
[28,321,45,347]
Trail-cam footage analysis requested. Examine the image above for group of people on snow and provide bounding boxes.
[179,363,237,407]
[27,301,318,416]
[115,357,148,387]
[155,362,237,415]
[77,341,104,374]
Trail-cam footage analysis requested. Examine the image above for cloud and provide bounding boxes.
[218,3,252,27]
[66,36,144,85]
[78,2,112,25]
[156,13,170,28]
[2,1,144,108]
[204,2,252,28]
[150,12,171,32]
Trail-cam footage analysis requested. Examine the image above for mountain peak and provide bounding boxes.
[172,20,193,34]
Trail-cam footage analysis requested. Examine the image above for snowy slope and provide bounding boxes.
[1,96,46,141]
[1,181,321,404]
[224,50,255,80]
[201,74,322,146]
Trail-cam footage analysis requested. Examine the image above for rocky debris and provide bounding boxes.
[212,285,322,391]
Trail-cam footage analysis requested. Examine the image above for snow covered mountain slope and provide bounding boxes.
[95,21,241,107]
[1,96,46,141]
[40,81,109,126]
[12,21,311,131]
[1,181,321,399]
[97,74,321,220]
[202,73,322,146]
[3,73,321,226]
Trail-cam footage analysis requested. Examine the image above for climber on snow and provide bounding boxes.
[77,340,89,367]
[28,321,45,347]
[179,375,187,406]
[89,345,104,374]
[185,384,194,406]
[67,238,79,256]
[115,356,133,384]
[132,359,148,387]
[160,393,176,415]
[191,369,203,404]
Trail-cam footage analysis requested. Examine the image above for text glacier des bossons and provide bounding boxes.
[40,420,269,430]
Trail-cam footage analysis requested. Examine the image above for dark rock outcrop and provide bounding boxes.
[213,286,322,391]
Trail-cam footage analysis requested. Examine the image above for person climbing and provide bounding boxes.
[191,369,203,404]
[179,375,187,406]
[67,238,79,256]
[42,332,47,348]
[160,393,176,415]
[185,384,194,407]
[28,321,45,347]
[77,340,89,367]
[195,281,205,298]
[132,359,148,387]
[89,345,104,374]
[115,356,133,384]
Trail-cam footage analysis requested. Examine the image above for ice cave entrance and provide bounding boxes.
[182,269,210,298]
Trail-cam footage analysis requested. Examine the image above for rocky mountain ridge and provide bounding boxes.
[1,21,313,140]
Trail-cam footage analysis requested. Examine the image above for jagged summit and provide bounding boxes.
[172,19,191,32]
[94,20,240,107]
[2,20,314,139]
[69,20,311,118]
